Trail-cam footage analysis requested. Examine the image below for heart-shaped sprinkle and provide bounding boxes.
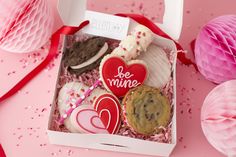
[93,93,121,134]
[100,55,148,97]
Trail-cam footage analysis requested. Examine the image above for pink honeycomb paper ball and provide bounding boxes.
[201,80,236,157]
[195,15,236,84]
[0,0,53,53]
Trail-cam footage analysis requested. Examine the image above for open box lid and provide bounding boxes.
[58,0,184,40]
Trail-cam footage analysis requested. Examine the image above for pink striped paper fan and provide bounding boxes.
[195,15,236,84]
[201,80,236,157]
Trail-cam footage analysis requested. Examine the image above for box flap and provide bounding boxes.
[157,0,184,40]
[58,0,87,26]
[58,0,183,38]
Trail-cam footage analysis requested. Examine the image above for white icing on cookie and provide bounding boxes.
[138,44,171,88]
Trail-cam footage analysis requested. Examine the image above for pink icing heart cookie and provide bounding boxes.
[93,93,121,134]
[69,104,109,134]
[100,55,148,97]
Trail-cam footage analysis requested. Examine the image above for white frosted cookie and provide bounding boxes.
[138,44,171,88]
[58,82,107,133]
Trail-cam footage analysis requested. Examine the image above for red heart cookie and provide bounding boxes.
[100,56,148,97]
[94,93,121,134]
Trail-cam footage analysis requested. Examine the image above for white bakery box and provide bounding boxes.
[47,0,184,156]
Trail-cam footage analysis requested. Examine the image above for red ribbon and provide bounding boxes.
[0,145,6,157]
[0,21,89,103]
[190,39,196,56]
[116,13,198,70]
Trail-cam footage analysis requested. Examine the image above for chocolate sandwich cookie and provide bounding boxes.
[63,37,112,75]
[123,85,171,135]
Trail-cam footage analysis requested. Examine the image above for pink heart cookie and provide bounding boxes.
[100,55,148,97]
[69,105,109,134]
[93,93,121,134]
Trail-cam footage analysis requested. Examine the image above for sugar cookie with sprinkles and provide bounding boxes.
[132,24,154,52]
[112,25,153,61]
[58,82,107,132]
[112,35,139,61]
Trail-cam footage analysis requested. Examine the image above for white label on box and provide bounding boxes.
[83,11,130,40]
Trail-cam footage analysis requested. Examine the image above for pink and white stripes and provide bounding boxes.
[59,79,102,124]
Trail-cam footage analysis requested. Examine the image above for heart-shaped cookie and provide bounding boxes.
[100,55,148,97]
[70,105,109,134]
[93,93,121,134]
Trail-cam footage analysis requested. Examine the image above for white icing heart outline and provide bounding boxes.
[98,109,111,130]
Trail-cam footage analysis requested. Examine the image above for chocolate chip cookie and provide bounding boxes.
[123,85,171,135]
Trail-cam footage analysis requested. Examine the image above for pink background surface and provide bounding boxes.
[1,0,236,156]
